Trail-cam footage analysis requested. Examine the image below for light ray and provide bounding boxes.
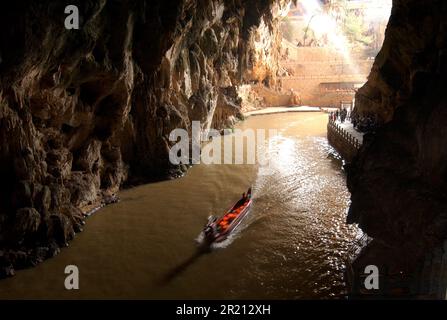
[300,0,361,74]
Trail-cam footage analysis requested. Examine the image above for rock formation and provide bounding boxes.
[349,0,447,270]
[0,0,286,277]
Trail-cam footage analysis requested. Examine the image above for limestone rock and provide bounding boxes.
[12,208,41,244]
[350,0,447,259]
[0,0,283,277]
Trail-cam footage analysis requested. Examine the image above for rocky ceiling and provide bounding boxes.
[0,0,289,277]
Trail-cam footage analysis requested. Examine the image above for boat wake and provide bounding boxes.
[195,184,263,250]
[195,220,248,250]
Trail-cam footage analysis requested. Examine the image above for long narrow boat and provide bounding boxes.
[203,188,252,244]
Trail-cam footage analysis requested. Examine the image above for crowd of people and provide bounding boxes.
[329,108,350,123]
[329,109,381,133]
[351,113,381,133]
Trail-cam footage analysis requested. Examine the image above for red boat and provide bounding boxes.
[203,188,252,244]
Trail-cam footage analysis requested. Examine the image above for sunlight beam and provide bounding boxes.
[300,0,361,74]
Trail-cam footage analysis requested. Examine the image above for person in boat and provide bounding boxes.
[204,224,215,239]
[241,189,251,203]
[235,193,247,208]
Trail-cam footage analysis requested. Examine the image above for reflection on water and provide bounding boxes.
[0,112,359,299]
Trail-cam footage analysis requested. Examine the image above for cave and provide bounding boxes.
[0,0,446,301]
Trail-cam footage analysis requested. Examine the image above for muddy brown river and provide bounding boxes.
[0,112,360,299]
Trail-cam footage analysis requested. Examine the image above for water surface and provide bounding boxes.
[0,112,359,299]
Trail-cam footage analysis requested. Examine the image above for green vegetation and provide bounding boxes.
[327,0,376,49]
[337,5,374,48]
[280,0,387,56]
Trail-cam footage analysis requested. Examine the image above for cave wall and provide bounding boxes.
[349,0,447,261]
[0,0,285,276]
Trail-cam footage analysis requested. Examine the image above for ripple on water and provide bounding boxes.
[0,112,361,300]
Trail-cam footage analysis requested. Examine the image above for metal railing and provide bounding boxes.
[328,119,362,150]
[346,234,372,264]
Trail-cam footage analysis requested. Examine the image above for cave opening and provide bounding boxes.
[240,0,392,114]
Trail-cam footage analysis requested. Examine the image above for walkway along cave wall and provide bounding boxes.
[327,120,361,163]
